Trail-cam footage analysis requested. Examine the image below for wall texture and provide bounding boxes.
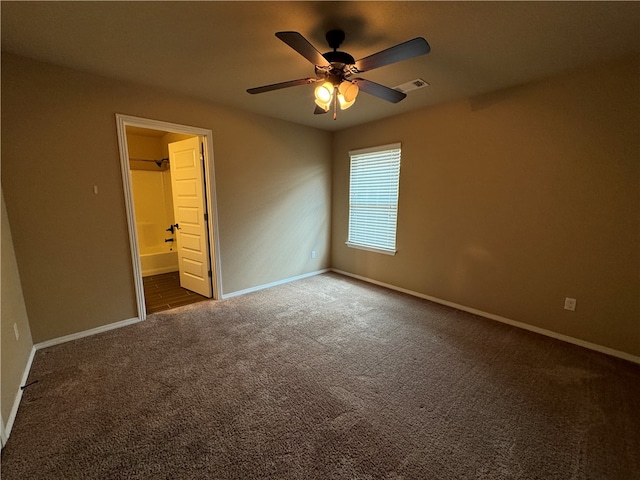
[3,52,637,358]
[332,56,640,357]
[1,190,34,427]
[1,54,332,343]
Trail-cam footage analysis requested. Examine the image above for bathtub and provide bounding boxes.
[140,246,179,277]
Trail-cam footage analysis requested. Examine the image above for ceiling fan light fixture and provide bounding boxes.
[337,93,355,110]
[314,81,334,104]
[338,81,359,103]
[248,30,431,120]
[314,98,330,111]
[336,81,358,110]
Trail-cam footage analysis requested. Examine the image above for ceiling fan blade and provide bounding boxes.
[247,77,318,94]
[351,78,407,103]
[314,105,329,115]
[355,37,430,72]
[275,31,330,67]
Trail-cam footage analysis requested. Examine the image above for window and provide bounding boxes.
[347,143,401,255]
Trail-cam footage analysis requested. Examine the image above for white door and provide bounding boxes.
[168,137,213,298]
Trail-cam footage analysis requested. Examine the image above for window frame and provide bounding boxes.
[346,143,401,256]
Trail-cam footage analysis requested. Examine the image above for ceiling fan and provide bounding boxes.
[247,30,431,119]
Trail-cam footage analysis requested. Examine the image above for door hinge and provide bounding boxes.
[204,213,209,221]
[208,270,212,278]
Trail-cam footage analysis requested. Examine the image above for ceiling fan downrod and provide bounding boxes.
[323,29,355,66]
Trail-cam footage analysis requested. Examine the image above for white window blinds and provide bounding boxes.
[347,143,401,255]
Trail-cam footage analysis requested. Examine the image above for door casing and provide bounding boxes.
[115,114,222,321]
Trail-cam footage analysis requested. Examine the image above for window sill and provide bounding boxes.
[345,242,396,256]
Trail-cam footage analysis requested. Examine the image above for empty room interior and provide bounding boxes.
[1,2,639,479]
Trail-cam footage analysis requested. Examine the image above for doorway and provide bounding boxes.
[116,114,222,320]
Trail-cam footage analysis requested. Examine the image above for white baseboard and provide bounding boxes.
[4,267,634,447]
[34,317,142,350]
[6,270,331,442]
[332,269,640,365]
[3,345,36,443]
[222,269,330,299]
[3,317,141,446]
[3,269,329,442]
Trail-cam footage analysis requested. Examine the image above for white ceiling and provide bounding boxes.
[2,1,639,132]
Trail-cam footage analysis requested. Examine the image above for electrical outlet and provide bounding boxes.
[13,323,20,341]
[311,251,316,259]
[564,297,577,311]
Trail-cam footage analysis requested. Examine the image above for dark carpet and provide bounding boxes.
[2,272,639,479]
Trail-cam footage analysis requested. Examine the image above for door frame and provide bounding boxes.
[115,114,223,321]
[1,415,7,447]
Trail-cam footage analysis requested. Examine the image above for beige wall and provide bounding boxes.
[332,56,640,357]
[1,54,332,343]
[1,190,34,426]
[3,52,636,357]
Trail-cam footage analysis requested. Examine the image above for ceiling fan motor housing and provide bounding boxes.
[323,50,355,66]
[323,29,355,71]
[248,29,431,110]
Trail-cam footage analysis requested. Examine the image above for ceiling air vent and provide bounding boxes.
[394,78,430,93]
